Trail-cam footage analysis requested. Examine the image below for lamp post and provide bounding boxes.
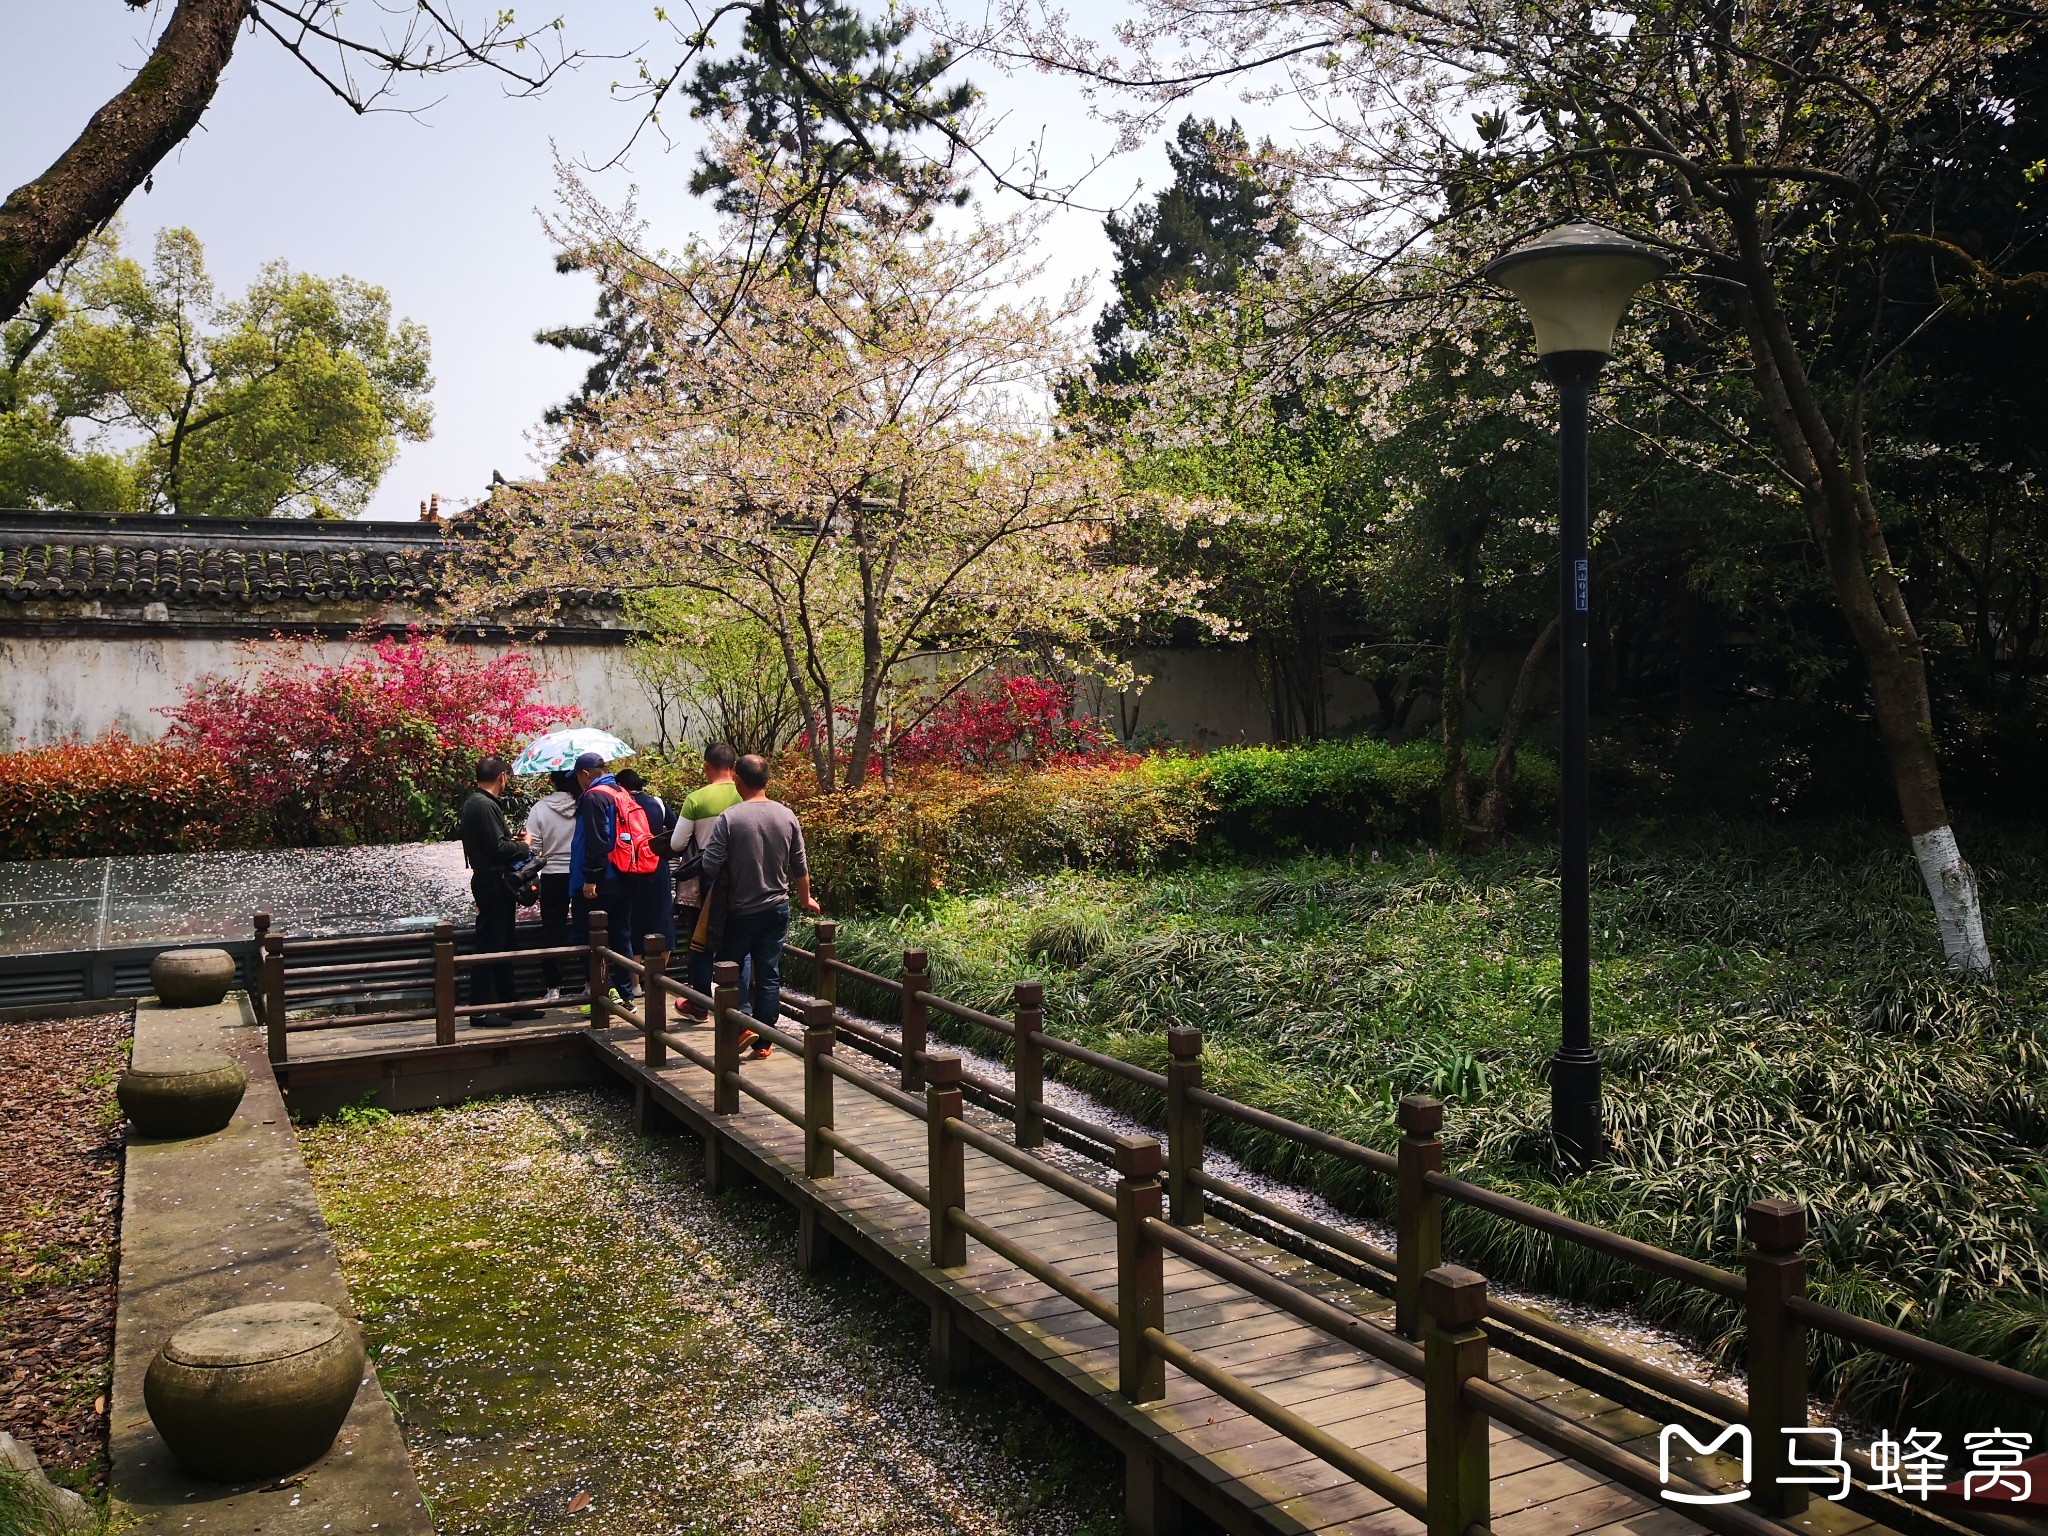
[1484,223,1667,1174]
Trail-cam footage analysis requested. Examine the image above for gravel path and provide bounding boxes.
[301,1091,1124,1536]
[0,1009,129,1495]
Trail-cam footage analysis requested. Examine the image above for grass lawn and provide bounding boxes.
[807,817,2048,1433]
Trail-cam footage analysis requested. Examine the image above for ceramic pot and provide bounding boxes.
[117,1054,246,1139]
[150,948,238,1008]
[144,1302,365,1484]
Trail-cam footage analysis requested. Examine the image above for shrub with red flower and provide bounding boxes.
[163,633,574,845]
[890,676,1121,772]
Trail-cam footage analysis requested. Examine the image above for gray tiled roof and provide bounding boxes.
[0,510,445,609]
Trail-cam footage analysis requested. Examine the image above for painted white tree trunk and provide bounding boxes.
[1912,826,1994,975]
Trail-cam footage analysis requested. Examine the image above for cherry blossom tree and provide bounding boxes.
[448,152,1218,792]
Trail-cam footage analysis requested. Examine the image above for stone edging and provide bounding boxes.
[109,994,431,1535]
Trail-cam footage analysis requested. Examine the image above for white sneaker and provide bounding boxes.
[542,987,562,1004]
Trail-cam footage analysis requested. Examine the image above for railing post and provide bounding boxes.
[901,948,931,1094]
[1746,1197,1809,1517]
[1422,1264,1491,1536]
[251,912,270,1005]
[642,933,669,1067]
[925,1052,966,1268]
[262,934,286,1065]
[1165,1027,1205,1227]
[712,959,743,1116]
[813,920,839,1010]
[1013,980,1046,1149]
[804,1000,835,1180]
[586,910,609,1028]
[1396,1093,1445,1339]
[1115,1133,1167,1405]
[433,921,456,1046]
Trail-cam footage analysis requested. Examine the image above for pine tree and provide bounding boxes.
[1093,118,1295,384]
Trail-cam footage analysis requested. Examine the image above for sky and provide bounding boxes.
[2,2,1302,521]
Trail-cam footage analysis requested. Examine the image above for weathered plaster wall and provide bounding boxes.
[0,634,661,748]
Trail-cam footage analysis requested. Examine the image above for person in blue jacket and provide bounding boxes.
[616,767,678,966]
[569,752,649,1003]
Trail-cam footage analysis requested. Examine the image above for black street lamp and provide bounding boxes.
[1484,223,1668,1174]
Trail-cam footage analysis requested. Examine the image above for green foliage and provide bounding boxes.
[0,1466,102,1536]
[780,739,1552,910]
[621,591,825,758]
[807,818,2048,1433]
[0,224,431,517]
[791,759,1216,911]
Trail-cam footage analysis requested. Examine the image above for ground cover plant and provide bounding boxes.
[800,818,2048,1436]
[301,1089,1122,1536]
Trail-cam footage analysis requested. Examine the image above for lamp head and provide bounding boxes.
[1484,222,1669,379]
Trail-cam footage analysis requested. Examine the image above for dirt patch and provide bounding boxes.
[1,1009,129,1494]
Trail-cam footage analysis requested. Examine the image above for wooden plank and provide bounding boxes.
[583,1034,1869,1536]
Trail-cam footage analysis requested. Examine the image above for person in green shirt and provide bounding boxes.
[674,742,742,1009]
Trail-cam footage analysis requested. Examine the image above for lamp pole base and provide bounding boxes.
[1550,1049,1602,1173]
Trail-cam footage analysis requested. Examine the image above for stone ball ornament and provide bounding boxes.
[144,1302,367,1483]
[117,1053,247,1139]
[150,947,239,1008]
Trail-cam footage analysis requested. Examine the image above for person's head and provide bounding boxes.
[734,754,770,797]
[615,768,646,793]
[573,750,607,790]
[548,769,577,796]
[475,756,510,794]
[703,741,738,783]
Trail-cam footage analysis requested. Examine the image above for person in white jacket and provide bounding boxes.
[524,769,581,1001]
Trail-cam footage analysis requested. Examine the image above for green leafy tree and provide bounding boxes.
[0,225,431,517]
[1019,0,2048,969]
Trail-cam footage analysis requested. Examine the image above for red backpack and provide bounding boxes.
[593,784,662,876]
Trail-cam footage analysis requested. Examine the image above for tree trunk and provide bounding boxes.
[1728,202,1991,973]
[0,0,246,321]
[1475,616,1558,840]
[1439,536,1477,849]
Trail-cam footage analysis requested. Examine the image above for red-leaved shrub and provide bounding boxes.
[0,734,247,861]
[163,634,574,845]
[891,676,1120,771]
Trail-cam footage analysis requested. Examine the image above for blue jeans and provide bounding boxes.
[573,876,644,997]
[718,902,789,1026]
[632,863,677,955]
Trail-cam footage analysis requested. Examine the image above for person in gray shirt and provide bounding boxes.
[698,754,822,1054]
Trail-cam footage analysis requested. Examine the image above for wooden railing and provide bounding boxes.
[256,909,2048,1535]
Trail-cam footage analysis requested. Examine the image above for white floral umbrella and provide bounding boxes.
[510,728,635,776]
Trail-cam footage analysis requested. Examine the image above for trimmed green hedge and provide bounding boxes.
[780,739,1557,910]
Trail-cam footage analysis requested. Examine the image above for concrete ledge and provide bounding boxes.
[276,1026,604,1119]
[110,994,431,1535]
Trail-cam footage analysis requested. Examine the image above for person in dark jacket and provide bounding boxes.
[569,751,647,1002]
[457,756,536,1026]
[616,768,677,964]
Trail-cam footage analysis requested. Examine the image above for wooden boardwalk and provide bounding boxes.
[556,1012,1892,1536]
